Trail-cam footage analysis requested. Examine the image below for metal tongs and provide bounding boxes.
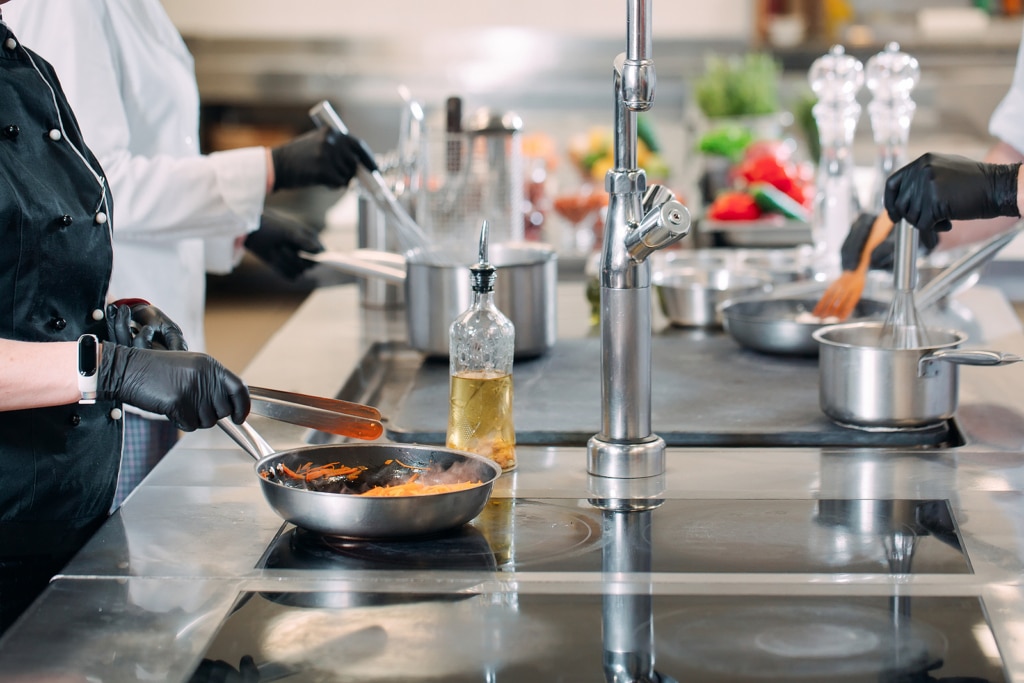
[248,386,384,441]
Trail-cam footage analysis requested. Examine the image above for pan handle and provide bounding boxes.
[217,418,276,461]
[918,349,1024,377]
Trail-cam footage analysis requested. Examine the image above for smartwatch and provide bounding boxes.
[78,334,99,404]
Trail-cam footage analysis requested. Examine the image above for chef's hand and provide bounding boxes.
[99,343,249,431]
[885,152,1021,247]
[270,126,377,191]
[244,210,324,280]
[840,211,939,272]
[188,655,259,683]
[106,301,187,350]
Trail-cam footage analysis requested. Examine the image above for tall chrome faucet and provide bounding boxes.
[587,0,691,480]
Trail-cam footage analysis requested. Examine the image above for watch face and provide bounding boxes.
[79,334,98,377]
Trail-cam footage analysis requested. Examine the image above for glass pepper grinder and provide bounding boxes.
[865,42,920,214]
[446,220,517,472]
[809,45,864,279]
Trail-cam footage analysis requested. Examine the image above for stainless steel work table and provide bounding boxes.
[3,280,1024,682]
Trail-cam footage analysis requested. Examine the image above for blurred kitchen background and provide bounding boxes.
[177,0,1024,369]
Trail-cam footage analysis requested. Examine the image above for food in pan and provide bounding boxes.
[260,458,483,497]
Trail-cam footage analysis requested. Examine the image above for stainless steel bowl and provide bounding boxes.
[654,266,773,327]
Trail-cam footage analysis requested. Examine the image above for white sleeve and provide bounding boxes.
[5,0,266,242]
[989,23,1024,155]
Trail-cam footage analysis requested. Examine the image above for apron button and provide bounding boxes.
[69,414,82,426]
[94,211,107,225]
[91,308,105,321]
[59,214,73,227]
[3,124,19,140]
[51,317,67,331]
[48,128,62,141]
[109,408,123,420]
[3,38,16,51]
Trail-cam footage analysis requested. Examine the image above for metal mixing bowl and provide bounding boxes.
[654,266,773,328]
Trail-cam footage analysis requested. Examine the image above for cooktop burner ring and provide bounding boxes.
[655,601,948,678]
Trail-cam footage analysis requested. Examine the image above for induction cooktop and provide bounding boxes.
[189,593,1005,682]
[184,498,1000,682]
[259,498,969,576]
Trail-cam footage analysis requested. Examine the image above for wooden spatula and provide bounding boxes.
[812,213,895,321]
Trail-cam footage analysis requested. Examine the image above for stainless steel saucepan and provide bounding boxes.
[219,419,501,538]
[813,321,1022,430]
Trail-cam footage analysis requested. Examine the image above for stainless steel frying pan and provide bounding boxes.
[218,420,501,539]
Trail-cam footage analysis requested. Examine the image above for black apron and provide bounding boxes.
[0,20,121,632]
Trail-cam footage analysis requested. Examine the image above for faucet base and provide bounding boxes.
[587,434,666,479]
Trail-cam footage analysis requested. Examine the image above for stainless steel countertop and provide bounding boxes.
[3,280,1024,681]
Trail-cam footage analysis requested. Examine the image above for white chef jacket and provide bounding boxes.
[4,0,267,356]
[989,23,1024,155]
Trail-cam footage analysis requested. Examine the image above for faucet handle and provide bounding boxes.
[625,185,691,262]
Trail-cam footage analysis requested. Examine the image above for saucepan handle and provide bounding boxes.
[919,348,1024,377]
[217,418,277,461]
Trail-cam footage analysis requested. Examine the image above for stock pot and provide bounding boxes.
[313,242,558,358]
[813,321,1022,430]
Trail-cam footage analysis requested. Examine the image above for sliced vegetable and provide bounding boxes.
[750,182,811,223]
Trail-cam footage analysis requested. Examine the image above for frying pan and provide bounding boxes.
[218,420,501,539]
[718,296,890,356]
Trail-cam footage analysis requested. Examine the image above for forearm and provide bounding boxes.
[938,141,1024,250]
[0,339,80,411]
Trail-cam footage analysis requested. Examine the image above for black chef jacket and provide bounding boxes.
[0,18,121,633]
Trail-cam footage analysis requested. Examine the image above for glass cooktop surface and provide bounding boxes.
[259,498,969,575]
[189,593,1005,682]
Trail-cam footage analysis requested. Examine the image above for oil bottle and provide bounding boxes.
[446,221,517,471]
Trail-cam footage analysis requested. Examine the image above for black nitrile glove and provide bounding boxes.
[270,126,377,191]
[840,211,938,272]
[98,342,249,431]
[244,210,324,279]
[885,152,1021,247]
[188,656,259,683]
[106,301,187,350]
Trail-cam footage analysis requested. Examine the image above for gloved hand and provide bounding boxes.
[99,342,249,431]
[106,301,187,350]
[270,126,377,191]
[244,210,324,280]
[885,152,1021,247]
[188,655,259,683]
[840,211,938,272]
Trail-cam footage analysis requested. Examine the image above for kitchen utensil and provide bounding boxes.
[813,321,1022,430]
[465,107,525,245]
[310,242,558,358]
[217,419,501,538]
[812,212,894,320]
[915,223,1024,309]
[719,296,889,356]
[309,100,431,255]
[248,386,383,440]
[653,266,773,328]
[881,219,930,348]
